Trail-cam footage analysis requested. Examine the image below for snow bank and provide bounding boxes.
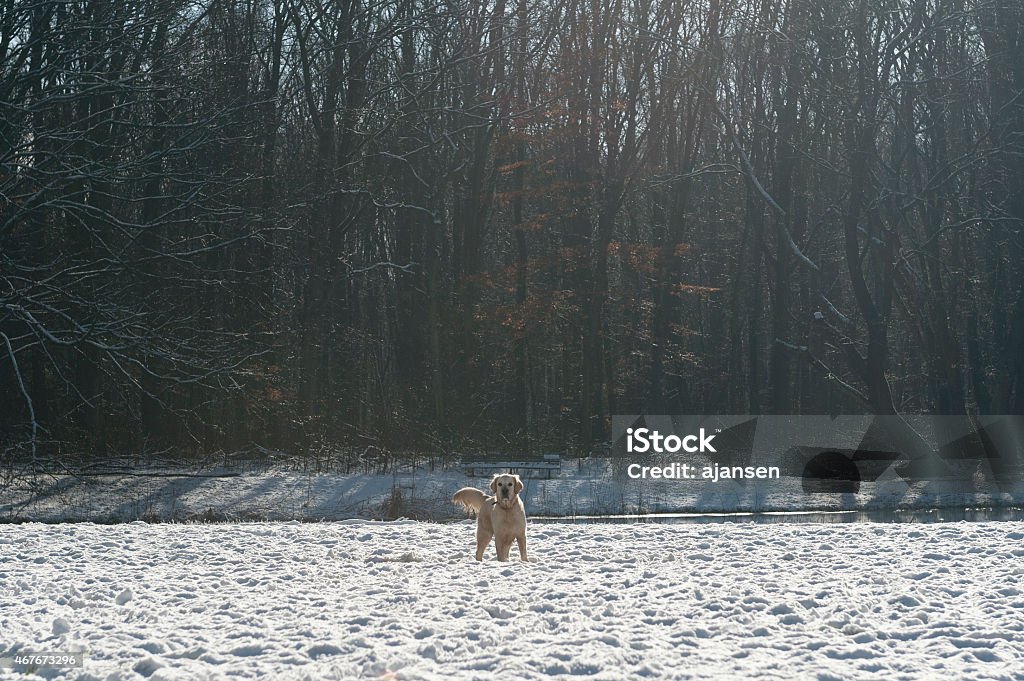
[2,520,1023,679]
[3,458,1024,523]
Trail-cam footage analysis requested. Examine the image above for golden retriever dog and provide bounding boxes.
[452,473,528,562]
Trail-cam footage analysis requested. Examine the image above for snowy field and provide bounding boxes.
[3,520,1024,680]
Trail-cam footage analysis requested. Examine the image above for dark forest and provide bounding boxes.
[2,0,1023,462]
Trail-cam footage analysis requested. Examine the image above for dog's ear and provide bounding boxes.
[514,474,523,494]
[489,475,499,493]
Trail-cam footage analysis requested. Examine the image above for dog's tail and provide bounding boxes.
[452,487,488,514]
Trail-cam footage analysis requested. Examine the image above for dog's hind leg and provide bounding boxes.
[475,526,492,561]
[516,533,528,562]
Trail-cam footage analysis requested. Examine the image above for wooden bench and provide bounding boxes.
[462,453,562,479]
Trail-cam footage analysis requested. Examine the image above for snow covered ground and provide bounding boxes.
[4,457,1024,522]
[3,519,1024,680]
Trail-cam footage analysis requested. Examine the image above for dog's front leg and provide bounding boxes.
[516,533,528,562]
[495,537,512,561]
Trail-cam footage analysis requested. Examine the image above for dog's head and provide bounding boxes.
[489,473,523,509]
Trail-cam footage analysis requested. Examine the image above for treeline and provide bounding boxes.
[1,0,1022,459]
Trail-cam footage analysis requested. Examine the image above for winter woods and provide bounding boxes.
[1,0,1022,459]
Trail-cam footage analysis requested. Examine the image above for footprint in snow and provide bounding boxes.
[483,605,515,619]
[307,644,344,659]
